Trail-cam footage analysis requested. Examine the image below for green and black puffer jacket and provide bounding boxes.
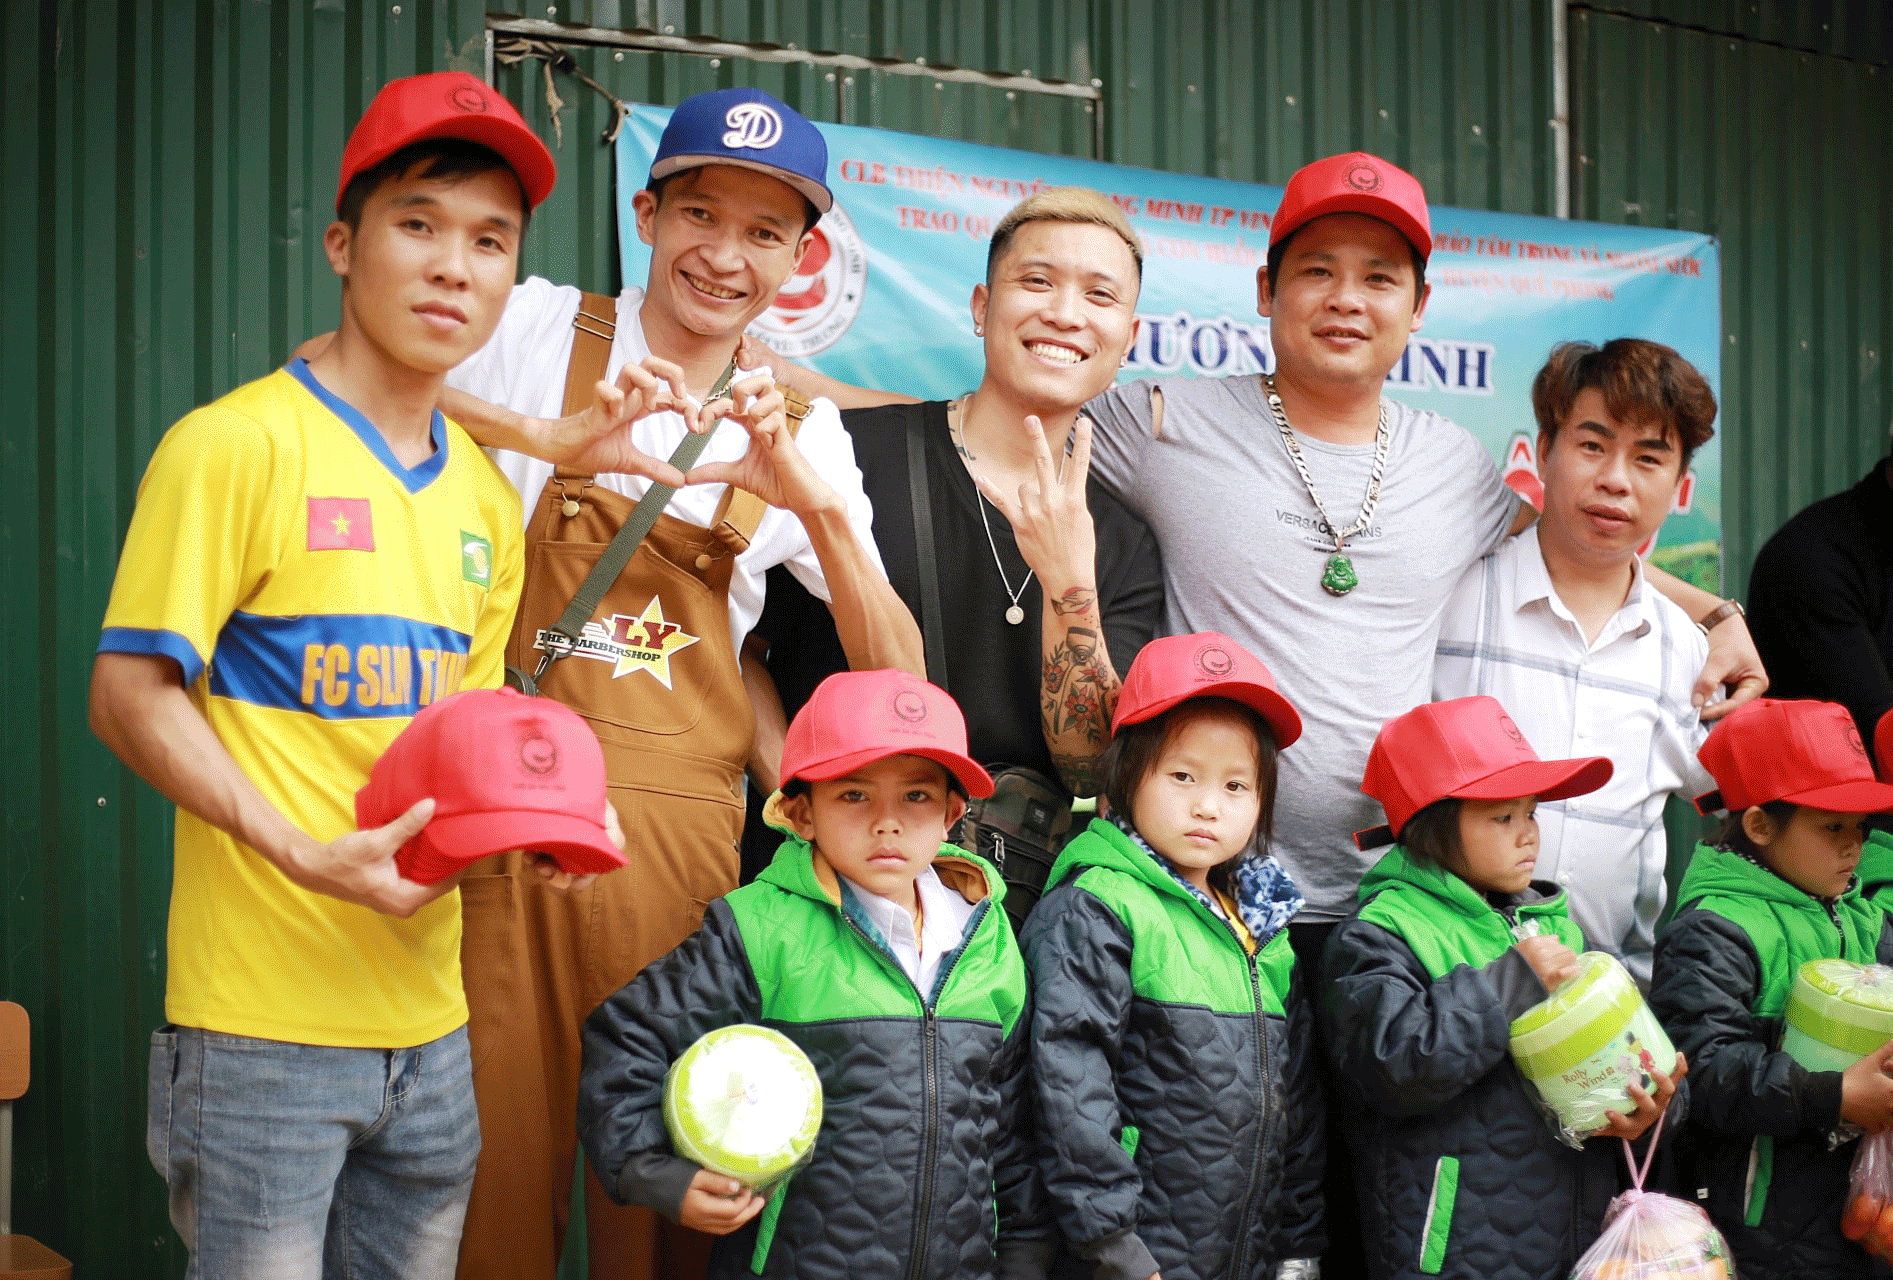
[1320,845,1668,1280]
[1650,843,1893,1280]
[578,835,1048,1280]
[1019,817,1324,1280]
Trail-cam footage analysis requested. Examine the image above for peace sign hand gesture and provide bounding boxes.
[973,414,1099,601]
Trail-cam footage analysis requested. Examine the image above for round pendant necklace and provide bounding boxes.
[976,492,1034,625]
[951,393,1036,625]
[1262,373,1390,596]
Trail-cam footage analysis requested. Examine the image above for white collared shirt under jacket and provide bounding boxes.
[839,865,976,997]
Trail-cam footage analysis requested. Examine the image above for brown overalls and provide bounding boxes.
[456,307,763,1279]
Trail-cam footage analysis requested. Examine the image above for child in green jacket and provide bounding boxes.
[1020,631,1322,1280]
[1321,695,1680,1280]
[579,668,1047,1280]
[1652,697,1893,1279]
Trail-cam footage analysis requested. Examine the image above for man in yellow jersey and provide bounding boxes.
[88,73,568,1279]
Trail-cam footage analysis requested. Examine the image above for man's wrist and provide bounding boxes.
[1695,598,1746,636]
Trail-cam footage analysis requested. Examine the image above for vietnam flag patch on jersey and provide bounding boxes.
[307,497,375,551]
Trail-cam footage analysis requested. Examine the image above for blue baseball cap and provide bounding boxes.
[649,88,833,215]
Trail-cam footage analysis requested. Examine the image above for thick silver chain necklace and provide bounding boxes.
[953,393,1035,625]
[1262,373,1390,596]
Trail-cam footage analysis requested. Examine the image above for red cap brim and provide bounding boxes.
[1777,779,1893,814]
[1112,679,1304,750]
[1449,755,1614,807]
[788,744,995,799]
[420,810,626,876]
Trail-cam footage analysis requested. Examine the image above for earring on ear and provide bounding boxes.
[974,323,984,337]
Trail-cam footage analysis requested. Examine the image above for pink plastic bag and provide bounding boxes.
[1569,1115,1736,1279]
[1842,1128,1893,1260]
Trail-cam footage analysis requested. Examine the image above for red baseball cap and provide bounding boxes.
[1270,151,1432,264]
[356,686,626,884]
[335,72,556,214]
[1355,696,1612,850]
[1695,698,1893,815]
[780,669,993,799]
[1112,632,1302,750]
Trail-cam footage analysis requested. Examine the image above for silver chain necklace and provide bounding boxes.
[976,493,1035,625]
[1262,373,1390,596]
[952,394,1035,625]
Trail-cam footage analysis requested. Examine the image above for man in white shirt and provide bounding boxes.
[1435,337,1721,987]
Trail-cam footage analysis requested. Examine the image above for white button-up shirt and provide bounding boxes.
[1434,526,1711,987]
[839,866,976,997]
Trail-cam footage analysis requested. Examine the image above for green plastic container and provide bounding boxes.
[1782,959,1893,1071]
[662,1024,824,1192]
[1509,951,1676,1145]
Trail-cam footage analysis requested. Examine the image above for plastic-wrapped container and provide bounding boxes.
[1782,959,1893,1072]
[1509,951,1676,1148]
[662,1024,824,1193]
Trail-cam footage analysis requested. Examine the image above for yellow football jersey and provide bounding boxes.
[99,359,522,1048]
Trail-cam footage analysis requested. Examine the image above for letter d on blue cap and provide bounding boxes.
[648,88,833,214]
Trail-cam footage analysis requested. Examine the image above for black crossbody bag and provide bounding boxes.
[906,413,1074,931]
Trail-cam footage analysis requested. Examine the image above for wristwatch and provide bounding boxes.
[1695,598,1745,636]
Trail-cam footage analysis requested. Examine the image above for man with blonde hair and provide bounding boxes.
[748,186,1164,900]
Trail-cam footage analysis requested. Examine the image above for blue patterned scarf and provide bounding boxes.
[1109,811,1304,944]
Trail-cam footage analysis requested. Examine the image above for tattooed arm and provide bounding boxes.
[975,416,1123,797]
[1040,590,1121,796]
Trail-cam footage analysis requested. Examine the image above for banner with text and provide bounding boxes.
[617,109,1723,586]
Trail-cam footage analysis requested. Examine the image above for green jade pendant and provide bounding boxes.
[1321,552,1358,596]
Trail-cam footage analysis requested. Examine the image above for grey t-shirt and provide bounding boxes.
[1085,374,1521,921]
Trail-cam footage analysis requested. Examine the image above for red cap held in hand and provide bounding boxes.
[1696,698,1893,816]
[1356,695,1612,850]
[356,687,625,884]
[780,669,993,799]
[1270,151,1432,264]
[336,71,556,213]
[1112,632,1302,749]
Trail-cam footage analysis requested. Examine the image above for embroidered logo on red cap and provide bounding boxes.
[1344,161,1384,193]
[1194,643,1235,679]
[1846,723,1870,758]
[891,689,929,724]
[517,730,560,778]
[449,83,489,113]
[722,102,784,150]
[1499,714,1526,744]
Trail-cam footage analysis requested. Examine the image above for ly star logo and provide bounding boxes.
[604,597,701,689]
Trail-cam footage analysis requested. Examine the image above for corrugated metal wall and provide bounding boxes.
[3,2,1886,1273]
[1570,3,1893,595]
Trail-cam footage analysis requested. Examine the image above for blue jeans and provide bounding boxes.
[146,1023,480,1280]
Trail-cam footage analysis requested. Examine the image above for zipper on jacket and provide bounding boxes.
[1822,897,1846,952]
[1225,952,1274,1280]
[838,896,992,1280]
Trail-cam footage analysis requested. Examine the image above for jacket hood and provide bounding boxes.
[1046,815,1303,945]
[756,832,1000,909]
[1677,840,1851,910]
[1358,843,1567,921]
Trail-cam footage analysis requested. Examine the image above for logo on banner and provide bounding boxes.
[748,200,869,358]
[723,103,783,150]
[535,596,701,689]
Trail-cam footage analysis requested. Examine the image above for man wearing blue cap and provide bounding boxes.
[433,89,920,1280]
